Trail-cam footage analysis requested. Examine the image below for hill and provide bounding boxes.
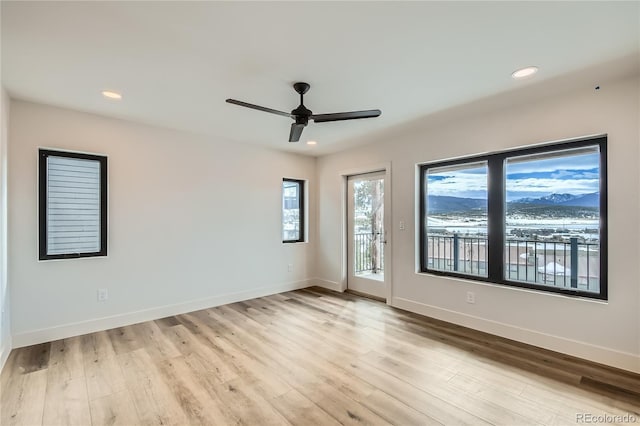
[427,195,486,214]
[427,193,599,219]
[512,192,598,208]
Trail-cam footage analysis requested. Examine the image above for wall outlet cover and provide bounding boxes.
[97,288,108,302]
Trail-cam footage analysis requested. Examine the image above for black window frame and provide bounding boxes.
[39,149,108,260]
[419,136,607,300]
[282,178,305,243]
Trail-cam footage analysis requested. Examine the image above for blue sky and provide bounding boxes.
[427,152,600,200]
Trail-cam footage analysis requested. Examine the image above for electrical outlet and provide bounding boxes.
[399,221,405,230]
[466,291,475,304]
[287,264,294,272]
[97,288,108,302]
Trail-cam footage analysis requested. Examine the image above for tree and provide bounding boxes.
[353,179,384,272]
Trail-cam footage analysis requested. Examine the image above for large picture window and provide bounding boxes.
[282,178,305,243]
[39,149,107,260]
[420,136,607,299]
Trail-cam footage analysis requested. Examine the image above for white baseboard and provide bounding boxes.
[12,279,313,348]
[392,296,640,374]
[310,278,343,292]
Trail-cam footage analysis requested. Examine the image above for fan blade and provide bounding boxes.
[289,123,305,142]
[311,109,381,123]
[226,99,291,118]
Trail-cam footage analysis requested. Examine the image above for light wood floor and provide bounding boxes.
[1,287,639,426]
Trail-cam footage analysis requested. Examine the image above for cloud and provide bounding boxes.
[506,152,599,174]
[428,171,599,199]
[549,169,599,179]
[427,170,487,198]
[506,177,599,194]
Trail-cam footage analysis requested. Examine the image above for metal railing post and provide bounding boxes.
[453,233,459,272]
[570,238,578,288]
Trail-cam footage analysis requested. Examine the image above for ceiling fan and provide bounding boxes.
[226,82,382,143]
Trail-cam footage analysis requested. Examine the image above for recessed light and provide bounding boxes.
[101,90,122,100]
[306,140,317,146]
[511,66,538,79]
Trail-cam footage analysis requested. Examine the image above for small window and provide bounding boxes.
[39,149,107,260]
[420,136,607,300]
[282,178,304,243]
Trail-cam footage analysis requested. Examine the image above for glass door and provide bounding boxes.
[347,171,386,299]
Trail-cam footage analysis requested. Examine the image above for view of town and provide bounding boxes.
[426,147,601,292]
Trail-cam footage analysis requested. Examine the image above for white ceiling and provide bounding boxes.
[2,1,639,156]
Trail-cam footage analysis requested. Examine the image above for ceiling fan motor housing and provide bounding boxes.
[292,105,312,126]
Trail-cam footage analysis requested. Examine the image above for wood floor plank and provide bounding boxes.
[49,336,85,380]
[191,308,296,398]
[80,329,130,403]
[88,389,140,426]
[0,369,48,426]
[360,350,543,425]
[2,287,638,425]
[117,348,190,426]
[161,323,238,384]
[130,321,181,360]
[154,316,181,329]
[447,371,559,424]
[9,342,51,375]
[42,363,92,426]
[84,353,128,401]
[270,389,342,426]
[80,331,117,362]
[521,380,640,417]
[106,325,143,355]
[218,376,292,425]
[40,337,90,425]
[360,389,444,426]
[297,380,393,426]
[155,356,228,425]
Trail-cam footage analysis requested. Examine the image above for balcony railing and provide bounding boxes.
[426,234,600,292]
[354,232,384,274]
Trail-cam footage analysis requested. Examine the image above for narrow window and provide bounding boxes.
[282,178,304,243]
[39,149,107,260]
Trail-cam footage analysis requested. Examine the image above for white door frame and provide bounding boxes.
[340,162,392,304]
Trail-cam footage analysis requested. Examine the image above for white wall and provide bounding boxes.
[0,88,11,369]
[316,75,640,373]
[8,100,316,346]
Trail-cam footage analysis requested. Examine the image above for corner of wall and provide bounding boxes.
[309,278,343,293]
[0,87,12,373]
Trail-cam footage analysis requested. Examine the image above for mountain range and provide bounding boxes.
[427,192,599,213]
[511,192,600,207]
[511,192,599,208]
